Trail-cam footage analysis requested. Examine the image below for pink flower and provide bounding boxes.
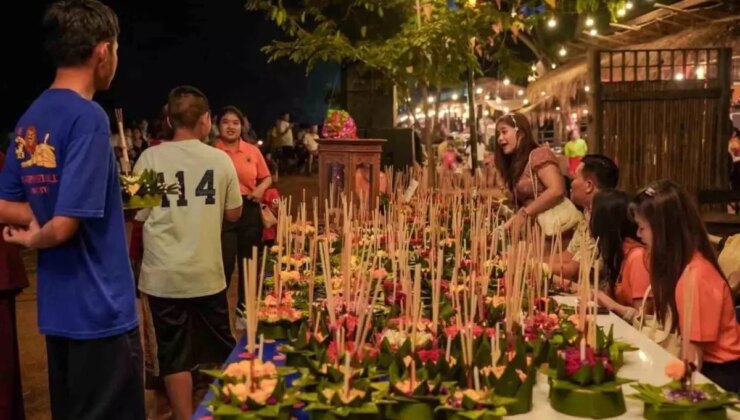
[563,346,596,376]
[372,268,388,279]
[444,325,459,338]
[418,348,443,364]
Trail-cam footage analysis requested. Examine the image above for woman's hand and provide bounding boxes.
[247,189,264,203]
[596,290,616,311]
[504,209,528,233]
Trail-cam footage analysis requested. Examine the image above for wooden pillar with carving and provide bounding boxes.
[317,139,386,213]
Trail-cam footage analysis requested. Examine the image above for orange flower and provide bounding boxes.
[665,360,686,381]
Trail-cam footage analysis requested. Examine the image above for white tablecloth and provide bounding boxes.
[512,296,740,418]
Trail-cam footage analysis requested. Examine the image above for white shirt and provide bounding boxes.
[274,120,294,147]
[304,132,319,152]
[134,140,243,298]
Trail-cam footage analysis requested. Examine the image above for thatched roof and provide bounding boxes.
[525,5,740,116]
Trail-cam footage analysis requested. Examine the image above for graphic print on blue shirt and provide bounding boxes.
[0,89,137,339]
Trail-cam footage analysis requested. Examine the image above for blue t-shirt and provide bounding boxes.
[0,89,137,339]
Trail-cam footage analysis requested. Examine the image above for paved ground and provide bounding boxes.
[16,174,319,420]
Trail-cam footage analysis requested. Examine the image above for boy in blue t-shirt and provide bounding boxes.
[0,1,144,418]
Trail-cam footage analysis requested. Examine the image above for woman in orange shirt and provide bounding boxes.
[631,180,740,392]
[591,190,651,322]
[214,106,272,331]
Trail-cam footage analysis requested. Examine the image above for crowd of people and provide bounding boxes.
[0,1,739,420]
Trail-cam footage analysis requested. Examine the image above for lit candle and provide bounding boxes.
[343,352,351,397]
[580,338,586,361]
[258,334,264,361]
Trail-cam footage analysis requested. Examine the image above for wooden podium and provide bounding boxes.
[317,139,386,211]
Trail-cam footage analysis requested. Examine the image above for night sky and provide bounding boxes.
[2,0,336,137]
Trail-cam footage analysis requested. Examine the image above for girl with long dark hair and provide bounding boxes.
[590,190,650,321]
[630,180,740,392]
[494,113,569,234]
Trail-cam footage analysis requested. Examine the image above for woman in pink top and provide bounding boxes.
[631,180,740,392]
[494,113,567,233]
[590,190,651,322]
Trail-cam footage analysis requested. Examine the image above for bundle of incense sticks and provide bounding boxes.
[114,108,131,174]
[243,246,262,354]
[681,267,696,373]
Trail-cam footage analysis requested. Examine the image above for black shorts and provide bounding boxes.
[46,328,145,420]
[147,290,235,376]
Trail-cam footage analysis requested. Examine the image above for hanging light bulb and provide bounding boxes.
[427,96,435,103]
[451,93,459,101]
[523,98,530,105]
[617,8,626,17]
[556,106,561,111]
[551,63,557,69]
[585,17,594,27]
[503,77,511,86]
[495,96,502,104]
[584,85,591,92]
[517,89,524,96]
[625,1,633,10]
[547,17,557,28]
[559,46,567,57]
[589,29,598,36]
[475,87,483,94]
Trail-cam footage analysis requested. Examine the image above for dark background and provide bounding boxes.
[1,0,337,138]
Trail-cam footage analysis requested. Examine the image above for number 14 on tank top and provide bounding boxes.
[157,170,216,207]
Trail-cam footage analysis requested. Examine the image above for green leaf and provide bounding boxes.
[361,26,367,38]
[571,364,592,386]
[214,404,247,415]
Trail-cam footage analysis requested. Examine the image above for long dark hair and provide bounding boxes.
[591,190,639,294]
[494,113,538,190]
[629,180,725,333]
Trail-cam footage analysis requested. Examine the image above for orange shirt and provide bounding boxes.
[614,238,651,306]
[214,139,269,195]
[675,252,740,363]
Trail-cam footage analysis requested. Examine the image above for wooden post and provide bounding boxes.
[716,47,732,190]
[588,49,604,155]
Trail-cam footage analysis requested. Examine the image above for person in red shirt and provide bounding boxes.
[631,180,740,393]
[261,162,280,247]
[214,106,272,331]
[0,151,28,420]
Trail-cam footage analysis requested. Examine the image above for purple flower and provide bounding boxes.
[240,403,249,411]
[440,387,449,395]
[267,396,278,405]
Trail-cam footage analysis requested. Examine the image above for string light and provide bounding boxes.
[559,46,567,57]
[547,17,557,28]
[584,85,590,92]
[483,110,490,116]
[484,93,491,100]
[475,87,483,94]
[495,96,502,104]
[617,8,626,17]
[585,17,594,27]
[503,77,511,86]
[674,73,685,81]
[503,107,510,113]
[589,29,598,36]
[556,106,561,111]
[258,140,264,146]
[582,109,589,115]
[531,64,537,72]
[511,9,517,17]
[451,93,459,101]
[551,63,557,69]
[696,66,706,80]
[427,96,435,103]
[517,89,524,96]
[523,98,530,105]
[625,1,633,10]
[415,107,421,113]
[571,112,578,119]
[540,91,546,96]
